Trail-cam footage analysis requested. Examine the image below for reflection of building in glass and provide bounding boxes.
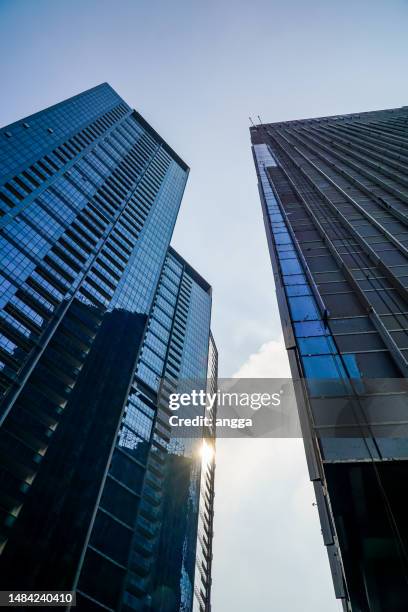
[251,108,408,611]
[0,84,217,611]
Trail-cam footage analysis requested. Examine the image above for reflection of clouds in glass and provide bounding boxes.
[118,426,143,451]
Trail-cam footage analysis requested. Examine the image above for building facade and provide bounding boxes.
[0,84,216,611]
[251,106,408,611]
[192,332,217,612]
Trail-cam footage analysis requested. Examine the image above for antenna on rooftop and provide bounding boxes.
[249,116,256,128]
[257,115,264,126]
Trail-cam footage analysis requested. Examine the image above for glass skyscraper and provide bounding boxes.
[251,106,408,611]
[0,83,216,611]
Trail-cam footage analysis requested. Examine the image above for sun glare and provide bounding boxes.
[201,441,215,465]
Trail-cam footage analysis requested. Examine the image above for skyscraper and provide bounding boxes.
[251,107,408,611]
[0,83,216,611]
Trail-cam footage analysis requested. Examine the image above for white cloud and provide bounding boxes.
[212,439,338,612]
[232,335,291,378]
[212,338,338,612]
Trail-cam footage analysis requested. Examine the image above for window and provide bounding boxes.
[336,333,385,352]
[280,259,303,275]
[317,281,351,294]
[298,336,336,355]
[120,420,151,452]
[288,295,320,321]
[365,290,407,315]
[390,330,408,347]
[302,355,351,397]
[294,320,328,337]
[381,314,408,330]
[330,317,374,334]
[78,548,125,609]
[323,293,365,317]
[283,273,307,286]
[295,229,321,242]
[110,449,146,491]
[306,255,338,273]
[343,352,401,378]
[319,438,378,462]
[100,477,139,526]
[314,271,345,283]
[89,511,131,566]
[286,284,311,297]
[302,354,347,379]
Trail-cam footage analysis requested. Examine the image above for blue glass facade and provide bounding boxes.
[252,108,408,612]
[0,84,216,612]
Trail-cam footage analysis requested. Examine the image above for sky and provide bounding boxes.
[1,0,408,609]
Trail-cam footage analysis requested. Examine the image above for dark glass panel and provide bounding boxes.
[391,331,408,347]
[314,271,346,283]
[317,281,351,294]
[79,548,125,609]
[89,511,131,566]
[100,477,139,527]
[365,290,408,315]
[306,255,339,273]
[323,293,365,317]
[109,449,146,493]
[335,333,386,352]
[381,313,408,330]
[343,352,401,378]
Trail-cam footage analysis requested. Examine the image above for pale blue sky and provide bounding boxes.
[1,1,408,610]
